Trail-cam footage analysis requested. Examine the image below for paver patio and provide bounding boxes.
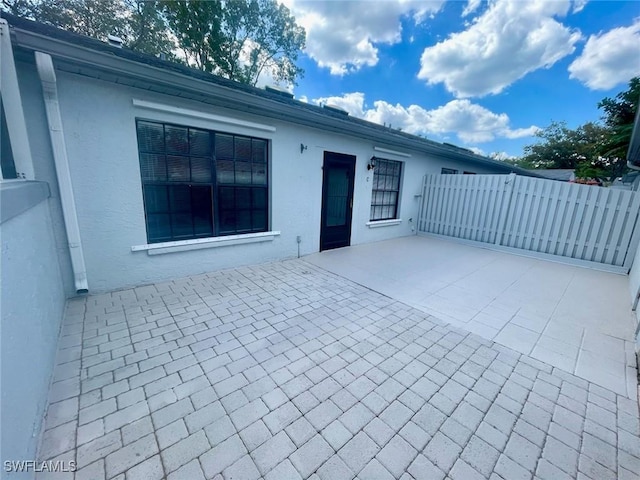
[307,235,638,398]
[39,259,640,479]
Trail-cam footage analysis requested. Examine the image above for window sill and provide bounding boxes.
[366,219,402,228]
[131,231,281,256]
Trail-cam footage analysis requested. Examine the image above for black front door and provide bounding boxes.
[320,151,356,251]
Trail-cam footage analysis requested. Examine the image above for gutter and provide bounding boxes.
[7,19,539,178]
[35,51,88,294]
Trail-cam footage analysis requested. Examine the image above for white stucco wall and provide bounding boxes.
[17,61,75,297]
[1,197,67,470]
[16,58,502,293]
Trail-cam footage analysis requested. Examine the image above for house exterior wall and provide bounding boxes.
[15,57,502,293]
[17,60,75,296]
[1,187,67,469]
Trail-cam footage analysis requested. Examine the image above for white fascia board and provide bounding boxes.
[132,99,276,134]
[373,146,411,158]
[10,25,540,178]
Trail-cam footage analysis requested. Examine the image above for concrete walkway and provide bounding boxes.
[39,259,639,479]
[306,235,638,398]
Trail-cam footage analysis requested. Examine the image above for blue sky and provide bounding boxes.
[278,0,640,158]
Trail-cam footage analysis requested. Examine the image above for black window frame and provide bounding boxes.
[441,168,458,174]
[136,119,268,244]
[370,158,402,221]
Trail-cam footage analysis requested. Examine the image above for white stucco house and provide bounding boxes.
[0,13,542,464]
[2,13,535,295]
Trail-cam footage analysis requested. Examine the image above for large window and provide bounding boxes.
[370,158,402,221]
[136,120,268,244]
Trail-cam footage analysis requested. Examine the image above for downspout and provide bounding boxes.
[35,51,88,293]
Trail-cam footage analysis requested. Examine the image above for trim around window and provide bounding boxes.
[136,119,269,244]
[131,230,280,255]
[373,146,411,158]
[366,219,402,228]
[370,158,402,221]
[133,99,276,133]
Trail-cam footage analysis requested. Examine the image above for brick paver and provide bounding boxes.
[38,260,640,479]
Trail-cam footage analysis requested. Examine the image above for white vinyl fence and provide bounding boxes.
[418,173,640,270]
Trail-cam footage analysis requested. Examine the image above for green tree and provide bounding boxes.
[520,121,608,170]
[163,0,305,86]
[1,0,34,17]
[598,77,640,163]
[3,0,306,86]
[218,0,305,85]
[162,0,223,71]
[3,0,174,56]
[125,0,175,57]
[515,77,639,179]
[3,0,128,40]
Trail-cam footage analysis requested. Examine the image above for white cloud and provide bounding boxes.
[312,93,539,143]
[315,92,368,116]
[503,126,541,139]
[417,0,582,97]
[568,20,640,90]
[462,0,482,17]
[285,0,444,75]
[488,151,516,161]
[572,0,588,13]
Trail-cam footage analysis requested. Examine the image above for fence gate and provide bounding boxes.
[417,174,640,271]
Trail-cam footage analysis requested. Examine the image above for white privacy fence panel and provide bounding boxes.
[418,174,640,268]
[420,174,506,243]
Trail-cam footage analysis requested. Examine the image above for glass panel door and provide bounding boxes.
[326,167,350,226]
[320,152,356,251]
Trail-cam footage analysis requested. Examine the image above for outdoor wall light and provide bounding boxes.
[368,156,377,170]
[300,143,308,154]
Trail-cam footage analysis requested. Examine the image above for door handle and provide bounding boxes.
[350,198,353,209]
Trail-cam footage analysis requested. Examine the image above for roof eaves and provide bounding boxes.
[4,12,539,177]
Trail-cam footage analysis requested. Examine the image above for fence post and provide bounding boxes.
[417,175,428,232]
[494,173,517,245]
[623,194,640,272]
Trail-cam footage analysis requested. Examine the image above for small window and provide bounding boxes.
[441,168,458,174]
[370,158,402,221]
[136,120,268,243]
[1,100,17,179]
[463,171,476,175]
